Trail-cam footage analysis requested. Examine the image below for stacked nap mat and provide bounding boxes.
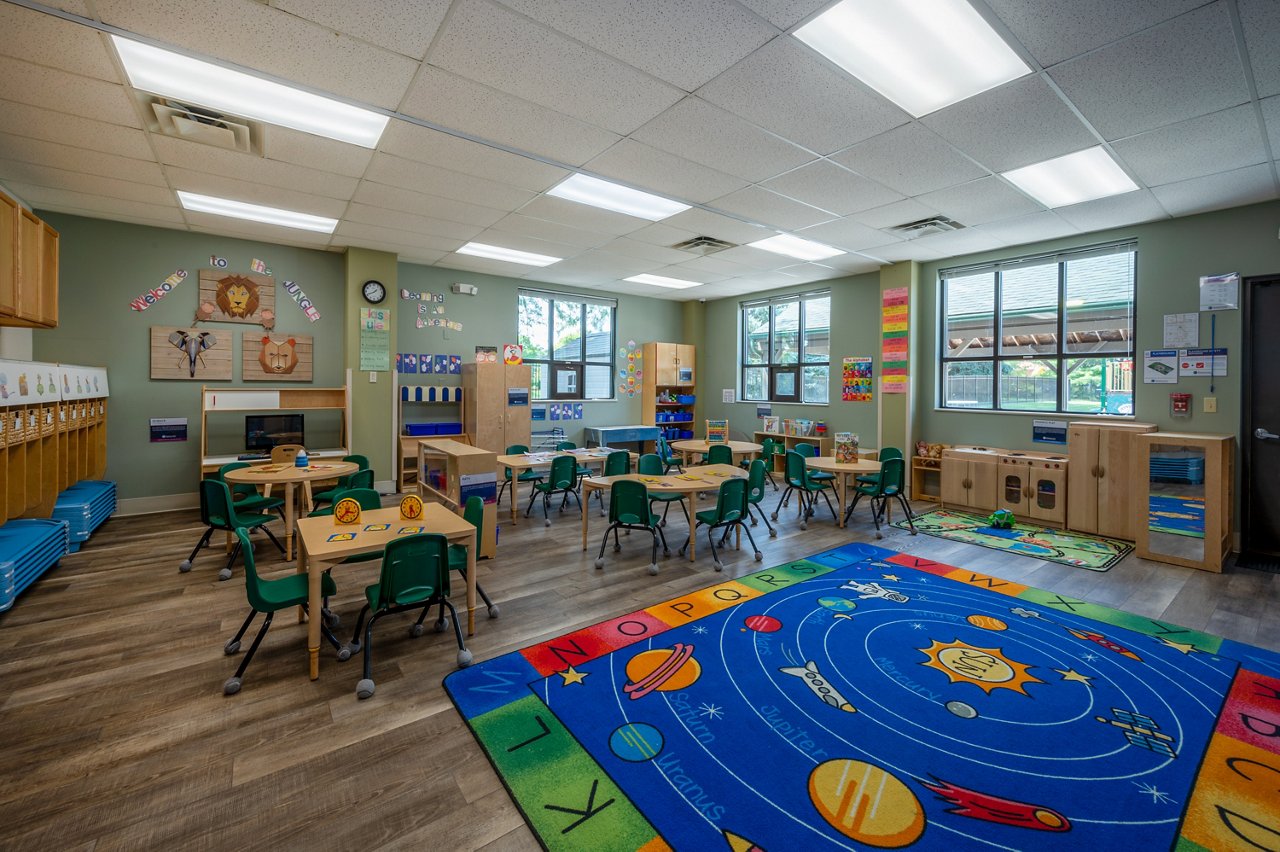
[1150,452,1205,484]
[52,480,116,552]
[0,518,69,612]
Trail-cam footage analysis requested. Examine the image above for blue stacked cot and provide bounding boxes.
[1149,453,1205,485]
[0,518,70,613]
[51,480,117,552]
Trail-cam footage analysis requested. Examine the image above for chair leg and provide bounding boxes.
[741,519,762,561]
[655,522,670,555]
[180,527,214,572]
[764,467,778,491]
[345,604,371,653]
[677,499,690,526]
[895,493,917,534]
[357,611,383,699]
[496,479,508,507]
[220,540,242,582]
[679,521,698,556]
[647,527,660,575]
[819,489,837,522]
[542,492,551,526]
[753,503,777,537]
[441,597,472,666]
[224,610,273,695]
[595,522,616,568]
[524,487,539,518]
[258,524,285,555]
[706,523,722,569]
[773,487,791,520]
[224,609,257,655]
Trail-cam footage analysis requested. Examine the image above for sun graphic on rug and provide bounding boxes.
[918,639,1044,695]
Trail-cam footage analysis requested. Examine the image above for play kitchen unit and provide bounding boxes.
[940,446,1069,527]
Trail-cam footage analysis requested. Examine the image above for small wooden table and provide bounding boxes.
[495,449,634,525]
[669,440,761,466]
[224,460,358,560]
[294,504,477,679]
[580,464,747,563]
[804,456,881,528]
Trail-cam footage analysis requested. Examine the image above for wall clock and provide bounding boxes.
[362,279,387,304]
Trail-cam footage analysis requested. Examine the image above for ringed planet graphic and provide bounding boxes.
[744,614,782,633]
[623,643,701,700]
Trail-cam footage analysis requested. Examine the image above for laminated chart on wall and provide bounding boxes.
[358,308,390,371]
[842,356,872,401]
[881,287,909,394]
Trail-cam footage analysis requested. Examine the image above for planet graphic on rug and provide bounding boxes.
[818,596,858,613]
[609,723,664,762]
[624,643,700,700]
[808,759,925,847]
[743,614,782,633]
[967,614,1008,631]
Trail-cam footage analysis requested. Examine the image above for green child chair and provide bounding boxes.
[218,462,285,521]
[742,437,779,491]
[656,435,683,473]
[450,496,498,619]
[638,453,688,527]
[496,444,543,506]
[594,480,669,576]
[857,448,903,487]
[772,450,837,530]
[680,476,762,569]
[526,454,582,526]
[556,440,593,487]
[311,454,372,509]
[181,479,285,581]
[844,456,916,538]
[591,450,632,516]
[705,444,734,466]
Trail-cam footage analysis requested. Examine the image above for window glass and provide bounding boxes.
[772,301,799,364]
[802,296,830,363]
[1065,254,1134,354]
[1000,264,1059,356]
[944,271,995,359]
[999,359,1059,411]
[553,301,583,362]
[803,366,829,404]
[517,292,615,400]
[742,366,768,401]
[942,361,992,408]
[518,295,550,360]
[1065,357,1134,414]
[740,291,830,403]
[585,305,612,360]
[743,305,769,365]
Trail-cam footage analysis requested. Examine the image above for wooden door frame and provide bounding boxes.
[1240,273,1280,559]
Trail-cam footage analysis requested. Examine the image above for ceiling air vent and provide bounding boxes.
[143,97,263,155]
[670,235,736,256]
[889,216,965,239]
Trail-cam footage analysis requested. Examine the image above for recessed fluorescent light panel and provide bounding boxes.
[624,274,701,290]
[1002,147,1139,208]
[177,191,338,233]
[112,36,389,148]
[455,242,561,267]
[547,174,691,221]
[748,234,845,261]
[794,0,1030,117]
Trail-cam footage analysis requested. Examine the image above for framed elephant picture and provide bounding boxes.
[242,333,313,382]
[197,269,276,326]
[150,327,232,380]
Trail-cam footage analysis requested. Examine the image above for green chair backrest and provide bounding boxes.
[504,445,530,480]
[200,478,239,530]
[784,450,808,488]
[462,494,484,536]
[344,454,371,471]
[880,456,906,495]
[556,441,576,451]
[604,450,630,476]
[795,443,817,458]
[309,486,382,516]
[657,435,676,461]
[746,459,767,506]
[219,461,258,499]
[706,444,733,465]
[759,437,779,458]
[234,528,274,613]
[548,454,578,489]
[878,447,904,463]
[347,468,375,490]
[609,479,651,526]
[637,453,664,476]
[373,533,450,609]
[712,477,747,524]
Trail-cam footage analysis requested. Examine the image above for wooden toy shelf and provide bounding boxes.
[417,438,497,557]
[752,431,837,473]
[911,457,942,503]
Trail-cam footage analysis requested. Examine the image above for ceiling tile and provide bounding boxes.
[808,254,880,275]
[462,228,583,261]
[1111,104,1267,187]
[762,160,903,216]
[660,207,773,244]
[152,136,358,199]
[514,195,651,236]
[583,139,747,204]
[352,180,508,227]
[1262,96,1280,155]
[391,249,450,266]
[656,260,736,282]
[365,152,536,211]
[399,65,619,166]
[8,182,184,224]
[630,96,815,183]
[0,158,174,205]
[1238,0,1280,98]
[870,241,948,263]
[484,213,613,249]
[50,207,188,233]
[377,121,567,192]
[525,249,660,279]
[343,202,486,242]
[429,0,683,135]
[922,76,1097,172]
[495,0,777,92]
[905,227,1006,258]
[0,131,166,186]
[1053,189,1168,232]
[797,217,902,252]
[831,122,987,197]
[982,0,1206,68]
[333,220,464,254]
[626,222,699,247]
[971,211,1081,247]
[434,252,547,277]
[710,185,836,230]
[775,262,847,282]
[0,56,140,127]
[43,2,92,14]
[851,198,943,230]
[270,0,450,59]
[697,37,909,155]
[917,177,1043,226]
[186,213,334,248]
[1149,163,1279,218]
[267,128,374,178]
[592,237,695,265]
[165,166,349,218]
[0,4,119,81]
[0,99,153,160]
[708,244,798,270]
[734,0,831,30]
[719,269,804,288]
[1049,4,1249,140]
[95,0,420,110]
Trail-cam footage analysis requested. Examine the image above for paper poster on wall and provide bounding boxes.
[1143,350,1179,383]
[722,388,735,404]
[433,354,449,374]
[503,344,523,365]
[149,417,187,442]
[572,403,584,419]
[1032,419,1068,445]
[1199,273,1239,311]
[842,356,873,402]
[476,346,498,363]
[1179,348,1227,377]
[881,287,909,394]
[129,268,187,311]
[358,308,390,371]
[532,405,547,422]
[1162,313,1198,348]
[418,354,432,374]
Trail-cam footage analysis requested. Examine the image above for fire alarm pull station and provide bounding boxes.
[1170,392,1192,418]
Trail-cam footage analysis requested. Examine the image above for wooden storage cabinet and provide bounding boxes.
[1067,421,1157,540]
[0,189,59,328]
[462,363,531,455]
[648,342,695,387]
[418,438,498,557]
[642,342,697,438]
[1134,432,1234,573]
[940,446,1002,513]
[996,451,1069,527]
[0,190,16,315]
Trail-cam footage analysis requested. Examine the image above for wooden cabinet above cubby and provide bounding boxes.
[1,189,59,328]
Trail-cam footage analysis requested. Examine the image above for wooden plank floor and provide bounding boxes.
[2,492,1278,850]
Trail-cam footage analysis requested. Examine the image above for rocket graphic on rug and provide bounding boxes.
[780,661,857,713]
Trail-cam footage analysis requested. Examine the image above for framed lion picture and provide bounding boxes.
[198,269,275,326]
[242,333,313,382]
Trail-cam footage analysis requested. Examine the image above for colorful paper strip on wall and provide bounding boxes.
[128,268,187,311]
[281,280,321,322]
[881,287,909,394]
[842,356,872,402]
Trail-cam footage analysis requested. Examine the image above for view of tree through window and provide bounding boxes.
[940,243,1135,414]
[518,291,615,400]
[741,291,830,404]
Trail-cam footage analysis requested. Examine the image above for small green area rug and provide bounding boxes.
[893,509,1130,572]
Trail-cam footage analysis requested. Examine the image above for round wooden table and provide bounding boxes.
[804,456,881,528]
[224,460,358,560]
[669,439,761,466]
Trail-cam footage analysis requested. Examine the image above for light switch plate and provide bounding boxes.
[1203,396,1216,413]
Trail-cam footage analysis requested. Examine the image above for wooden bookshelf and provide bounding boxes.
[417,438,497,557]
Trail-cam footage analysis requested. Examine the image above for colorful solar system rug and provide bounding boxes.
[444,543,1280,851]
[1149,495,1207,539]
[892,509,1130,572]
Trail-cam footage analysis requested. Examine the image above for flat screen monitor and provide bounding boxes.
[245,414,304,453]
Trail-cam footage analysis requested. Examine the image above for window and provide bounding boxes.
[741,291,830,404]
[518,289,616,400]
[940,242,1135,414]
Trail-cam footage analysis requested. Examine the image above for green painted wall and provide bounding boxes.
[697,274,883,445]
[30,212,347,502]
[394,264,684,445]
[344,248,398,482]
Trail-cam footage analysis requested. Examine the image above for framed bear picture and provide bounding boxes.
[242,333,313,382]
